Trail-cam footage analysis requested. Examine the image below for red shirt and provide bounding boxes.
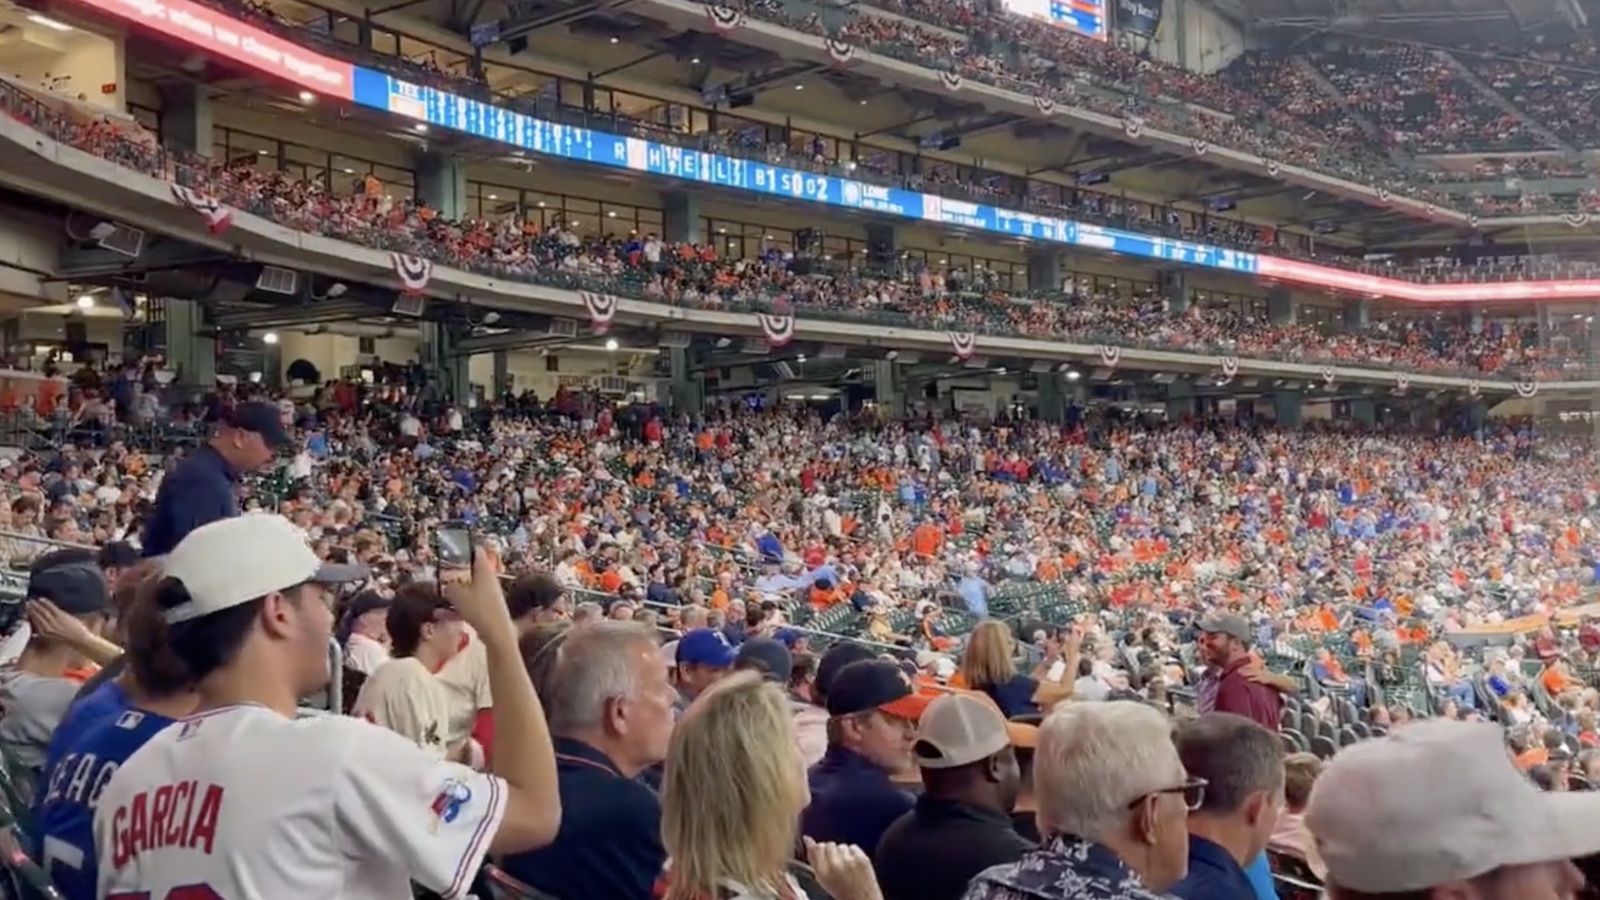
[1213,656,1283,733]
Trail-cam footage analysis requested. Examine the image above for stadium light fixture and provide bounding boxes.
[262,332,280,345]
[605,338,619,351]
[74,294,95,310]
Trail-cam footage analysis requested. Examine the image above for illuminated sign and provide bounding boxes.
[1000,0,1108,40]
[60,0,1600,304]
[76,0,354,97]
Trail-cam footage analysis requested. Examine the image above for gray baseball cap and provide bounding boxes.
[1198,611,1252,645]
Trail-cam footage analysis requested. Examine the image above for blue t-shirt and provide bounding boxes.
[982,675,1040,719]
[1245,851,1280,900]
[34,708,175,900]
[47,680,131,767]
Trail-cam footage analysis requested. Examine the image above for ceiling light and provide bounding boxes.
[414,123,428,133]
[298,90,314,102]
[609,36,619,43]
[691,57,701,64]
[262,332,280,345]
[74,294,95,310]
[605,338,619,351]
[27,14,72,31]
[794,84,803,90]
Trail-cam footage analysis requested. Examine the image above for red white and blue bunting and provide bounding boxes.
[1565,213,1591,229]
[824,38,855,66]
[1122,117,1143,139]
[1032,94,1055,116]
[579,291,618,333]
[1514,380,1539,398]
[389,253,433,295]
[948,332,976,361]
[1190,138,1209,156]
[1394,374,1410,395]
[171,184,233,234]
[1264,159,1281,178]
[1320,367,1336,390]
[1097,344,1121,368]
[1376,188,1391,204]
[1467,380,1480,398]
[758,312,796,349]
[704,2,744,32]
[1217,356,1238,386]
[939,70,964,92]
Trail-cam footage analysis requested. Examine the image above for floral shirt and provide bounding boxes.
[961,835,1178,900]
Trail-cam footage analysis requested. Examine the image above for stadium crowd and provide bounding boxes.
[0,366,1592,900]
[0,75,1586,383]
[109,0,1600,218]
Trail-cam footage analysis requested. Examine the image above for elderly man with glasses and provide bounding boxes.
[962,701,1196,900]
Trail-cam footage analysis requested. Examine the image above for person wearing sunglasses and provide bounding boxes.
[1169,714,1286,900]
[963,701,1195,900]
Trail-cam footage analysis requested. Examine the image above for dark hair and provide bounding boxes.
[519,620,573,700]
[154,578,270,683]
[123,571,193,697]
[506,572,565,621]
[386,583,451,658]
[29,547,96,575]
[1173,713,1285,815]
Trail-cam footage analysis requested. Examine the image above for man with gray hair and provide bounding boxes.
[501,621,677,900]
[1169,714,1285,900]
[963,701,1193,900]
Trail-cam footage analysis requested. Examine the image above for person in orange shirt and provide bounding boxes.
[1541,658,1576,697]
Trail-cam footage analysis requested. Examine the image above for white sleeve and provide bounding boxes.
[334,721,508,899]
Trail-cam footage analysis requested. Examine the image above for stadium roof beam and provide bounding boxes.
[739,62,825,95]
[1094,150,1170,175]
[453,331,574,355]
[1260,9,1512,24]
[856,111,945,139]
[498,2,603,41]
[589,49,667,79]
[207,300,386,330]
[943,112,1022,140]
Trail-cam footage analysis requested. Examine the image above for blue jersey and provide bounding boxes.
[34,708,174,900]
[45,679,130,766]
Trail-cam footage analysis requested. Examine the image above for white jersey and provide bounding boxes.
[94,703,506,900]
[435,633,492,745]
[352,657,452,760]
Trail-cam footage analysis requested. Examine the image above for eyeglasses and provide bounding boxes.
[1129,776,1208,812]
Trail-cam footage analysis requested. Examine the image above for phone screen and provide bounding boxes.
[435,528,473,570]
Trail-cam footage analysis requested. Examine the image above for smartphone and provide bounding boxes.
[434,526,473,571]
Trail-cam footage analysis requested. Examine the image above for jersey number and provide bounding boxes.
[107,886,224,900]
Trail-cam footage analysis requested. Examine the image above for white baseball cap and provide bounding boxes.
[1305,719,1600,893]
[162,514,368,624]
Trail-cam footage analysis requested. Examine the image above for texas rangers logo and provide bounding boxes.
[430,779,473,832]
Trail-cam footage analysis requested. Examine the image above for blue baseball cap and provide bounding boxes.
[676,628,737,669]
[774,627,805,648]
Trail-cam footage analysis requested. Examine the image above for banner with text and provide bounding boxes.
[1115,0,1163,37]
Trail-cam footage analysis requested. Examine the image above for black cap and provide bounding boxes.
[734,637,792,683]
[97,542,140,570]
[28,552,110,617]
[824,659,929,719]
[338,590,392,642]
[227,401,290,450]
[814,643,876,703]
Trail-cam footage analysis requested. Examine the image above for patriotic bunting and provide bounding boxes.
[1217,356,1238,386]
[1394,374,1410,395]
[579,290,618,333]
[948,332,976,361]
[1097,344,1121,367]
[1514,380,1539,398]
[939,70,963,92]
[824,37,855,66]
[1320,367,1336,390]
[757,312,796,348]
[171,184,233,234]
[704,2,744,32]
[389,253,433,295]
[1032,94,1055,116]
[1190,138,1209,156]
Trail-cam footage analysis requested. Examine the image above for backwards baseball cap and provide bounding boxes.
[915,692,1039,769]
[826,659,931,720]
[676,628,737,669]
[226,401,291,450]
[735,637,792,682]
[1198,611,1251,645]
[28,549,110,617]
[161,514,368,624]
[1306,719,1600,893]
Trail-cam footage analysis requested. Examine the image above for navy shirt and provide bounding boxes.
[801,746,914,862]
[1170,834,1255,900]
[980,675,1040,719]
[502,737,665,900]
[142,446,238,557]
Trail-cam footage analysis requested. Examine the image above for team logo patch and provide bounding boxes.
[430,779,473,831]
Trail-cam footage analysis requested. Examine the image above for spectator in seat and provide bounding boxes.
[141,400,287,557]
[802,659,930,861]
[352,584,477,764]
[959,620,1078,719]
[798,643,876,767]
[1,549,121,775]
[1307,720,1598,900]
[339,590,392,677]
[963,701,1194,900]
[1310,648,1368,709]
[502,621,675,900]
[1169,714,1285,900]
[673,627,736,715]
[92,517,562,898]
[506,571,570,627]
[876,692,1037,900]
[735,636,793,685]
[34,563,197,900]
[1267,753,1326,881]
[1197,613,1282,732]
[657,671,828,900]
